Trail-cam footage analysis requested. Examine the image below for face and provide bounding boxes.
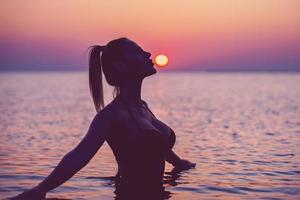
[120,40,157,78]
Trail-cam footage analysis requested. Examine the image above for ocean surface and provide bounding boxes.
[0,71,299,200]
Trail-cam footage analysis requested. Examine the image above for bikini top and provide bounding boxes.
[114,96,176,189]
[119,96,176,154]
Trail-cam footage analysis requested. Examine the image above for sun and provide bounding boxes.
[155,54,169,67]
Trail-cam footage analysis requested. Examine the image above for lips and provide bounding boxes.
[148,60,154,65]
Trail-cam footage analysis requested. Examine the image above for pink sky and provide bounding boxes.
[0,0,299,71]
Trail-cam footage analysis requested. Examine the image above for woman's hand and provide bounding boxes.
[174,159,196,171]
[166,150,196,171]
[8,186,46,200]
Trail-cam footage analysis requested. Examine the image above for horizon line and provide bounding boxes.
[1,68,300,73]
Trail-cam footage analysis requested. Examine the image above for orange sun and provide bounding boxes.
[155,54,169,67]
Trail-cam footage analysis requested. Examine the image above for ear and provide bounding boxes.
[112,61,129,74]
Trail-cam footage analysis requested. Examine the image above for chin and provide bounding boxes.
[140,65,154,75]
[140,64,157,78]
[146,67,157,76]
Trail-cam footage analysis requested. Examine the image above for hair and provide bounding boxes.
[88,37,129,112]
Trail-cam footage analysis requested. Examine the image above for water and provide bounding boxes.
[0,71,300,200]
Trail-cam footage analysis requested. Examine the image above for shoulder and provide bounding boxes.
[95,98,127,124]
[93,102,115,124]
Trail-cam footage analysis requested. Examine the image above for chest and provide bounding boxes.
[117,107,172,141]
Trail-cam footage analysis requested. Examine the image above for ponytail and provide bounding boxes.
[88,45,105,113]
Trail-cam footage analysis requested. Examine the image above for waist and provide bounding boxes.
[115,177,165,199]
[118,160,165,180]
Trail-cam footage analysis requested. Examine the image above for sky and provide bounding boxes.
[0,0,299,71]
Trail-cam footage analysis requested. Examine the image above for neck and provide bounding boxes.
[118,78,143,105]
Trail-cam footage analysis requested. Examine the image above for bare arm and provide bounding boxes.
[10,109,112,199]
[166,149,196,171]
[166,149,181,166]
[37,111,111,192]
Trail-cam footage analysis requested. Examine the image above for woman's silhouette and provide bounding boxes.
[9,37,195,200]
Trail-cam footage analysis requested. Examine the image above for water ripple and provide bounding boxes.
[1,72,300,199]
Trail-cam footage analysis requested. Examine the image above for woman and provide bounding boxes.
[9,37,195,200]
